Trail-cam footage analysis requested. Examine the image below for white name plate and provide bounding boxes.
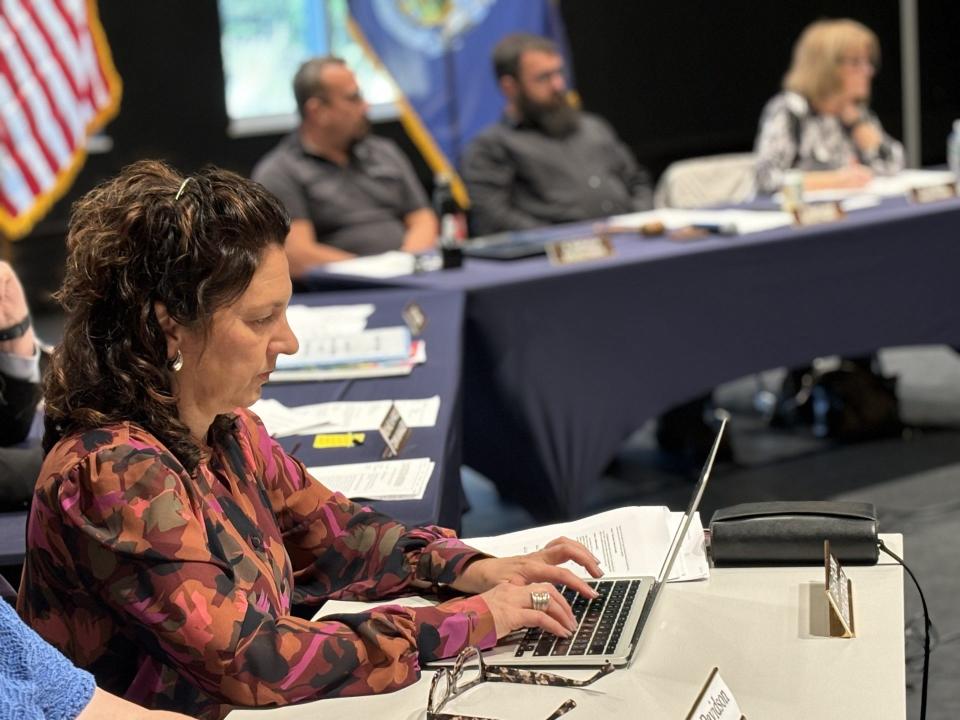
[825,540,855,638]
[546,236,613,265]
[793,201,845,227]
[910,182,957,204]
[379,403,411,459]
[686,667,746,720]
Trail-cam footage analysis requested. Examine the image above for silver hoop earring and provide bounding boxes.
[168,349,184,372]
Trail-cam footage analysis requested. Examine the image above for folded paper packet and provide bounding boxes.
[709,501,879,566]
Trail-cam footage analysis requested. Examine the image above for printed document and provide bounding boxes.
[312,595,435,622]
[325,251,417,278]
[307,457,435,501]
[309,506,708,623]
[610,208,793,235]
[774,168,957,204]
[285,303,374,339]
[270,339,426,382]
[277,326,411,370]
[252,396,442,438]
[464,506,708,581]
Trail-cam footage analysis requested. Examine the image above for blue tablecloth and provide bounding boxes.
[304,196,960,520]
[263,287,466,529]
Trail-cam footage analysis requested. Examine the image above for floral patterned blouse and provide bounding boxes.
[16,409,496,719]
[754,90,905,194]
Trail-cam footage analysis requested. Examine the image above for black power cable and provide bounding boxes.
[878,538,930,720]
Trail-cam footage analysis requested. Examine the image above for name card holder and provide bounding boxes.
[402,300,428,336]
[379,403,411,459]
[546,236,614,266]
[686,667,746,720]
[910,182,958,204]
[793,201,845,227]
[824,540,856,638]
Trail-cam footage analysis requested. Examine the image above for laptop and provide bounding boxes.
[463,222,601,261]
[454,417,726,668]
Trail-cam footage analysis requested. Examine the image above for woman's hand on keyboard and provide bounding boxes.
[452,536,603,600]
[479,581,577,640]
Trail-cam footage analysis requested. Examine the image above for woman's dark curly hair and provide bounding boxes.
[43,160,290,472]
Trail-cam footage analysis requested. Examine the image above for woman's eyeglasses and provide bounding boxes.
[839,56,877,71]
[426,645,613,720]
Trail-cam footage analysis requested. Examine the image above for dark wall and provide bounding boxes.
[13,0,960,310]
[918,0,960,164]
[562,1,907,179]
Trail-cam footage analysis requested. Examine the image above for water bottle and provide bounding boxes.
[432,173,465,268]
[432,173,467,242]
[781,170,804,212]
[948,119,960,179]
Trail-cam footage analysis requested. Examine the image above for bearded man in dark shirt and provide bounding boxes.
[462,33,652,237]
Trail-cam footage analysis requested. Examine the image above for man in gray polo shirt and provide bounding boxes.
[252,57,438,276]
[462,34,652,237]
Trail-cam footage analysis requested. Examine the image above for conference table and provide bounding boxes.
[228,535,906,719]
[0,286,467,573]
[305,194,960,520]
[262,286,467,530]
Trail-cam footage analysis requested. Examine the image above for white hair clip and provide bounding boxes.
[175,177,193,201]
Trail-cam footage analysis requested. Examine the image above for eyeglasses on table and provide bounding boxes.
[426,645,614,720]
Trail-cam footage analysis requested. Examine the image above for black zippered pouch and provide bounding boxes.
[709,501,879,566]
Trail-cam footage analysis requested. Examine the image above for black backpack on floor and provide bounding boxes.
[793,362,903,442]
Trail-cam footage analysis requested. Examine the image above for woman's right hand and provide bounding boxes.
[804,164,873,191]
[830,164,873,188]
[478,581,579,640]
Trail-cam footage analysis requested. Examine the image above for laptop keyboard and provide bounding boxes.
[514,579,641,657]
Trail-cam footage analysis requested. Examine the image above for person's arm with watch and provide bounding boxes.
[0,260,41,446]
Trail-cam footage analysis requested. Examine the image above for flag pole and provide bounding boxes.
[441,21,462,167]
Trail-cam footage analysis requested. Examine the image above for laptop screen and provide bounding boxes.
[656,415,727,584]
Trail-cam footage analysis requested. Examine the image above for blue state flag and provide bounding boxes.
[348,0,567,206]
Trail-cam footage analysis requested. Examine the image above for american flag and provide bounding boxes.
[0,0,121,240]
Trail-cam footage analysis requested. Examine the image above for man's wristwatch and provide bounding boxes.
[0,315,31,341]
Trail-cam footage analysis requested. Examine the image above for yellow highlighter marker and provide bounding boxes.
[312,432,366,449]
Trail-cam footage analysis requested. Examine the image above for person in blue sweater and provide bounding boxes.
[0,599,191,719]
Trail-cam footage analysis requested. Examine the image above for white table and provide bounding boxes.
[228,534,905,719]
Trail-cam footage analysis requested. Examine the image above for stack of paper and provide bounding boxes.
[272,306,426,382]
[308,457,435,501]
[278,326,412,370]
[464,506,708,582]
[270,340,426,382]
[611,208,793,235]
[286,303,373,337]
[773,168,957,205]
[325,251,417,278]
[252,396,441,438]
[309,505,708,623]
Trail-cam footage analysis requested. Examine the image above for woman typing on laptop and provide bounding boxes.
[17,161,601,720]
